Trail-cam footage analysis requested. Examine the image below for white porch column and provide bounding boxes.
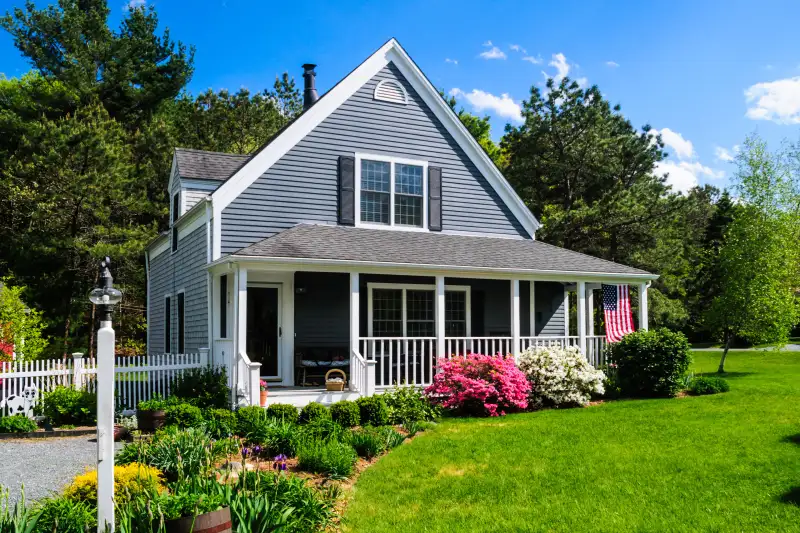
[435,275,445,358]
[563,287,570,337]
[237,267,248,355]
[529,281,536,338]
[577,281,587,355]
[349,273,360,354]
[639,282,649,331]
[586,289,595,337]
[511,279,520,358]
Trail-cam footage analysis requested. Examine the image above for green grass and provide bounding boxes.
[343,351,800,533]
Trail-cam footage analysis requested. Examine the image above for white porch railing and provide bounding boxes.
[585,335,608,367]
[0,351,207,416]
[236,351,262,407]
[520,335,608,367]
[359,337,437,388]
[349,349,375,395]
[445,337,515,357]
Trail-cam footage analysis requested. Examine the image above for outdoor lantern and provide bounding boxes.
[88,258,122,315]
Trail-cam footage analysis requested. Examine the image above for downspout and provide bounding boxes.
[205,199,213,363]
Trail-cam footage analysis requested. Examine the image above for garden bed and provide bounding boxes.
[0,426,96,440]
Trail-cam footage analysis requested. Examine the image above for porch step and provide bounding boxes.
[263,387,360,408]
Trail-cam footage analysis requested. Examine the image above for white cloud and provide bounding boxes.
[479,46,507,60]
[575,77,588,88]
[649,127,694,160]
[509,44,527,54]
[522,55,542,64]
[714,146,735,162]
[449,88,523,123]
[548,53,571,81]
[654,160,725,193]
[482,40,493,47]
[124,0,145,9]
[606,61,620,68]
[445,58,458,65]
[744,76,800,124]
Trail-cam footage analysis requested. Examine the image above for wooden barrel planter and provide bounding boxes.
[165,507,232,533]
[136,409,166,432]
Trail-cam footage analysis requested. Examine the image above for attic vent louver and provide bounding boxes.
[373,79,408,105]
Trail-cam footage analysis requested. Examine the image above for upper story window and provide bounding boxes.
[356,155,427,229]
[171,192,180,224]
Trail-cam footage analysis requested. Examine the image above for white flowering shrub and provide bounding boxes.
[517,345,606,407]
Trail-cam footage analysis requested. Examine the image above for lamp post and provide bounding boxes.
[89,257,122,533]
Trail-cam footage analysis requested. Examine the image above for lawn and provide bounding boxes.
[343,351,800,533]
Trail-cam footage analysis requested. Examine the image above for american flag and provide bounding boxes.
[602,284,634,342]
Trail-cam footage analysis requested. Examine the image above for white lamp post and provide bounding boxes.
[89,258,122,533]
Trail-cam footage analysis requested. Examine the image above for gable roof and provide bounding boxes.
[208,38,541,260]
[174,148,250,181]
[229,224,657,280]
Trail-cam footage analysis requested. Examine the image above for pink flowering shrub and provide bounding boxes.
[424,354,530,416]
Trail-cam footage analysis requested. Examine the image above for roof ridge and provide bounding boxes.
[175,147,251,157]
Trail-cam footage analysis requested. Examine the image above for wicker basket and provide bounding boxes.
[325,368,346,391]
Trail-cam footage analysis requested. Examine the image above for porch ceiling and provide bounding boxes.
[227,224,656,279]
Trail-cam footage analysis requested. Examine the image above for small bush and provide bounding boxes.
[517,345,606,407]
[356,396,389,426]
[164,403,204,429]
[34,495,96,533]
[382,385,441,424]
[36,386,96,426]
[606,328,692,398]
[0,414,37,433]
[137,394,174,412]
[329,400,360,427]
[299,402,330,424]
[688,376,730,395]
[170,365,230,409]
[266,403,299,424]
[296,439,357,479]
[237,405,268,436]
[299,418,345,443]
[347,428,386,458]
[117,427,221,481]
[246,417,300,457]
[424,354,530,416]
[64,463,165,504]
[204,408,238,438]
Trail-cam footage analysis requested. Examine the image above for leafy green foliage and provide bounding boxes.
[329,400,360,427]
[136,395,174,412]
[170,366,230,409]
[296,439,358,479]
[347,428,386,459]
[116,427,225,481]
[0,487,40,532]
[0,280,47,361]
[36,386,96,426]
[237,405,268,436]
[299,418,345,444]
[299,402,330,424]
[266,403,299,424]
[688,376,730,395]
[155,491,225,521]
[244,417,300,457]
[402,420,436,438]
[356,396,389,426]
[164,403,204,429]
[606,329,692,398]
[33,495,96,533]
[382,385,441,424]
[204,408,238,439]
[0,414,37,434]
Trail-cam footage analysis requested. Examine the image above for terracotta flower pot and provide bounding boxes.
[137,409,166,432]
[113,424,129,442]
[260,390,268,407]
[166,507,232,533]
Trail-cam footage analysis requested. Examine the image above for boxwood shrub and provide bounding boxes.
[688,376,730,395]
[356,396,389,426]
[237,405,269,436]
[0,414,37,433]
[606,328,691,398]
[329,400,360,427]
[204,408,238,438]
[164,403,204,429]
[299,402,330,424]
[37,386,96,426]
[266,403,299,424]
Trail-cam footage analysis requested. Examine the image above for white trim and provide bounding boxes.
[374,79,409,105]
[167,152,178,199]
[247,270,294,386]
[511,279,520,356]
[145,250,151,353]
[366,282,471,337]
[149,237,169,260]
[577,281,586,354]
[208,39,540,259]
[355,153,428,230]
[246,282,283,380]
[639,281,650,331]
[442,229,526,240]
[563,288,570,337]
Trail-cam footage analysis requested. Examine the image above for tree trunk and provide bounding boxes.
[718,332,731,373]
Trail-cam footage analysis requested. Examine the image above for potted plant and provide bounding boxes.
[161,493,231,533]
[136,396,169,432]
[259,380,268,406]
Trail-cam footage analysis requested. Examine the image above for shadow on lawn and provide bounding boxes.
[780,487,800,507]
[694,371,755,379]
[781,434,800,446]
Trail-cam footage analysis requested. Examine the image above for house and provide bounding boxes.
[145,39,658,407]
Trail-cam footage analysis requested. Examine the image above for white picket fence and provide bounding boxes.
[0,349,207,417]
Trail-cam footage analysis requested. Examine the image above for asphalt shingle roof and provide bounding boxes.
[233,224,655,277]
[174,148,251,181]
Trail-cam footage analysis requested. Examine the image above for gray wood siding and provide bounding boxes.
[221,62,526,254]
[147,224,209,354]
[534,281,566,336]
[183,189,208,212]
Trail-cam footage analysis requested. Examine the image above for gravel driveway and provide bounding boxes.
[0,436,122,506]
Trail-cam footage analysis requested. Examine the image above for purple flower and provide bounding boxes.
[253,445,262,454]
[241,447,250,458]
[274,454,287,462]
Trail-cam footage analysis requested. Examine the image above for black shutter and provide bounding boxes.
[428,166,442,231]
[339,155,356,225]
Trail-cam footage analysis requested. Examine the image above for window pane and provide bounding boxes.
[445,291,467,337]
[361,160,390,192]
[395,164,423,195]
[373,289,403,337]
[407,290,434,337]
[394,195,422,226]
[361,191,390,224]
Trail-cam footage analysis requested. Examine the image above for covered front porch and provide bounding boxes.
[209,264,650,406]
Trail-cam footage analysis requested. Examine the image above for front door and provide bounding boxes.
[246,285,281,379]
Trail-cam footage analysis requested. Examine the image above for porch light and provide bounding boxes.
[89,257,122,319]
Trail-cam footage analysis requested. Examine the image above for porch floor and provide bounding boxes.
[264,385,360,407]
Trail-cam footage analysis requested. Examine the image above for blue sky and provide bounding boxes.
[1,0,799,193]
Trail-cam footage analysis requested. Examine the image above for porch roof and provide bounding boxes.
[228,224,657,279]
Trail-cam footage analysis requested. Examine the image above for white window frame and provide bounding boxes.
[367,282,470,337]
[354,153,429,231]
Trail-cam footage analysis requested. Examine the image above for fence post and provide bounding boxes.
[72,352,85,390]
[199,347,209,367]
